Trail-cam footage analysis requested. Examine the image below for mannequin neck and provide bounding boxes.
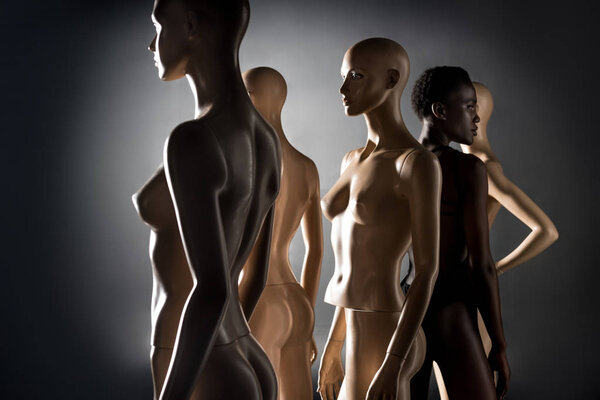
[185,51,247,119]
[362,94,416,153]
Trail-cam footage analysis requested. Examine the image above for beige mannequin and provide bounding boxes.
[317,38,441,400]
[430,81,559,400]
[135,0,279,399]
[238,66,324,400]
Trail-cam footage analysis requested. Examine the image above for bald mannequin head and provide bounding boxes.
[340,38,410,117]
[472,82,494,125]
[243,66,287,124]
[153,0,249,48]
[344,38,410,92]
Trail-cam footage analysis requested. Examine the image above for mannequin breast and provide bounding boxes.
[133,167,193,347]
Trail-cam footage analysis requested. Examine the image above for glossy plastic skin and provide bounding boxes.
[138,1,279,399]
[238,66,324,400]
[430,81,558,400]
[318,38,442,400]
[409,76,509,400]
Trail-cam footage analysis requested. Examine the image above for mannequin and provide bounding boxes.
[317,38,441,400]
[239,66,323,400]
[134,0,279,399]
[408,67,510,400]
[429,81,558,400]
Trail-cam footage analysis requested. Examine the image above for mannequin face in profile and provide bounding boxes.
[434,83,480,145]
[339,49,393,116]
[149,0,191,81]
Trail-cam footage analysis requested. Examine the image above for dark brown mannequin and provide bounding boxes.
[409,67,510,400]
[136,0,279,399]
[239,66,323,400]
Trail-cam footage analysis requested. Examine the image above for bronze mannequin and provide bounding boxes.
[429,81,559,400]
[134,0,279,398]
[239,66,324,400]
[317,38,442,400]
[408,67,510,400]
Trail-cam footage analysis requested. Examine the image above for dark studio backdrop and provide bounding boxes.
[1,0,598,398]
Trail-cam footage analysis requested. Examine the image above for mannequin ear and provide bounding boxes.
[186,11,199,37]
[431,102,446,120]
[386,69,400,89]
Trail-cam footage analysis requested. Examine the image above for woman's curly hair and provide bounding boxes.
[411,66,472,119]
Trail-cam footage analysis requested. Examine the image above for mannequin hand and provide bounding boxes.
[310,337,318,365]
[318,342,344,400]
[488,346,510,399]
[365,353,403,400]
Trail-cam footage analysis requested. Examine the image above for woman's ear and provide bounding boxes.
[186,11,199,38]
[431,102,446,120]
[386,69,400,89]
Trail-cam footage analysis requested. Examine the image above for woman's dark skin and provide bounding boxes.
[410,80,510,400]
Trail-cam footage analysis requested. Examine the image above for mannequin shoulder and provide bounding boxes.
[164,120,227,180]
[397,148,441,180]
[165,120,220,150]
[340,147,363,174]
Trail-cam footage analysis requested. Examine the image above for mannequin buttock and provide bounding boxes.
[343,309,425,400]
[151,335,277,400]
[249,282,314,400]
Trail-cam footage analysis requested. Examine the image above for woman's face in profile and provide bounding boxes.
[440,83,480,145]
[149,0,191,81]
[339,49,389,117]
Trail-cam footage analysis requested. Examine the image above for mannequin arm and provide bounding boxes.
[159,123,229,400]
[486,161,558,275]
[366,150,441,399]
[300,165,323,306]
[238,206,275,320]
[463,157,510,398]
[318,306,346,400]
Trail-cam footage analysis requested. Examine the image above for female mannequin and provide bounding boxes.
[430,81,558,400]
[239,66,323,400]
[408,67,510,400]
[134,0,279,399]
[317,38,441,400]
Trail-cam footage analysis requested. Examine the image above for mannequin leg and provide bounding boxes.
[344,309,401,400]
[279,283,315,400]
[249,285,293,399]
[279,342,312,400]
[150,346,172,400]
[432,362,449,400]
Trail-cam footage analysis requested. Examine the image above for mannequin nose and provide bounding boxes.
[340,79,349,95]
[148,35,156,52]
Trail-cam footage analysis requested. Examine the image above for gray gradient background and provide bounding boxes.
[1,0,598,398]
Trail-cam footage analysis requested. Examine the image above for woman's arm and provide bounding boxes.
[366,149,441,400]
[486,161,558,275]
[318,306,346,400]
[159,122,229,400]
[463,156,510,399]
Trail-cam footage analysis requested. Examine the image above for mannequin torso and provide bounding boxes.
[239,66,323,400]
